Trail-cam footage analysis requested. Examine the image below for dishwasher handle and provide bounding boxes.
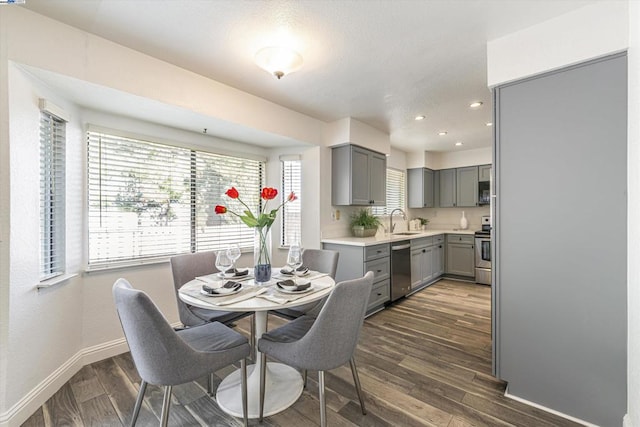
[391,243,411,251]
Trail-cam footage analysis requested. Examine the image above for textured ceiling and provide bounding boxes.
[23,0,598,152]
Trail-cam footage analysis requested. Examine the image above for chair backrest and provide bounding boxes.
[170,251,217,326]
[112,278,199,386]
[302,249,339,278]
[292,271,374,371]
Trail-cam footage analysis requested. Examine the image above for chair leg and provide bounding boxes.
[250,315,256,361]
[349,357,367,415]
[240,358,248,427]
[259,352,267,422]
[130,380,147,427]
[319,371,327,427]
[303,369,308,388]
[160,385,172,427]
[208,372,214,396]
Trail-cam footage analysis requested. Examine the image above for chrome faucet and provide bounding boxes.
[389,208,407,234]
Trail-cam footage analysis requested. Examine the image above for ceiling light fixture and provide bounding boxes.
[415,115,426,121]
[486,122,493,127]
[255,46,303,79]
[469,101,483,108]
[455,142,464,146]
[438,131,448,136]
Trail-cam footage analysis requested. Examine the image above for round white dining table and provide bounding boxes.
[178,273,335,419]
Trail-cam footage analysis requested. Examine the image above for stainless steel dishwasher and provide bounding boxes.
[391,241,412,301]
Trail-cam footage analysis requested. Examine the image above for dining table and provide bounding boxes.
[178,269,335,419]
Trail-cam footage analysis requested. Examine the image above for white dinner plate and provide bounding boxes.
[276,284,313,294]
[200,286,242,297]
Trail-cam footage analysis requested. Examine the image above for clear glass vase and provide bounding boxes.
[253,226,272,283]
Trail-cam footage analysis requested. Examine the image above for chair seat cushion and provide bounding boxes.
[178,321,248,353]
[189,306,249,325]
[260,315,316,344]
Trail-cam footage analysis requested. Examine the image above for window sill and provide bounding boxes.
[85,256,171,273]
[37,273,79,289]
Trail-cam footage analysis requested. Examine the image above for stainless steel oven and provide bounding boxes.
[475,216,491,285]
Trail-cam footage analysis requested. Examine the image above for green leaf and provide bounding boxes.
[241,216,258,227]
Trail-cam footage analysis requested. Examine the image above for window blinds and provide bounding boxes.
[87,130,265,266]
[281,159,302,246]
[372,168,406,216]
[40,112,66,280]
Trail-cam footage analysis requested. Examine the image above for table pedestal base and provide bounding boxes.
[216,361,303,418]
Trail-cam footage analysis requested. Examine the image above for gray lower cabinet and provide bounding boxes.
[322,242,390,314]
[407,168,434,208]
[445,234,475,277]
[410,234,445,289]
[331,144,387,206]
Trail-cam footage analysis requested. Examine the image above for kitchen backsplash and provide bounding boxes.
[321,205,491,239]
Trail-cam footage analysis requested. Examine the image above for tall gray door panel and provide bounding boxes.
[494,54,627,426]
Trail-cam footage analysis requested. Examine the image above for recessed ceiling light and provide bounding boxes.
[415,115,426,121]
[455,142,464,146]
[438,131,448,136]
[486,122,493,127]
[469,101,483,108]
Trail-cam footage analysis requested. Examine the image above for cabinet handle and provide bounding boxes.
[377,269,382,273]
[377,293,382,296]
[422,249,426,253]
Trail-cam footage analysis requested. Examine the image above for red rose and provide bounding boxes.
[215,205,227,214]
[261,187,278,200]
[287,192,297,202]
[225,187,239,199]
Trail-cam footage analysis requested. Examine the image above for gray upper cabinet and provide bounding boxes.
[439,168,457,207]
[407,168,434,208]
[456,166,479,207]
[332,145,386,206]
[479,164,492,182]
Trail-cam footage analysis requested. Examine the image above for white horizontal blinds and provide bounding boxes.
[87,131,192,265]
[194,151,264,251]
[281,159,302,246]
[372,168,406,216]
[39,112,66,280]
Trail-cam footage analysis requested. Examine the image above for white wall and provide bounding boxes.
[406,147,492,170]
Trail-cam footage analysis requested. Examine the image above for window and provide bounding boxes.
[281,158,301,246]
[40,111,66,280]
[371,168,406,216]
[87,129,265,266]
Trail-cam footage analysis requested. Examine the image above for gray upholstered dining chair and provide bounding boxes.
[258,271,374,427]
[113,278,250,427]
[270,248,339,320]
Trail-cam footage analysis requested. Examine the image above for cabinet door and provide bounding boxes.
[351,147,372,205]
[446,243,475,276]
[456,166,479,207]
[439,168,457,207]
[407,168,434,208]
[423,169,434,207]
[479,164,492,182]
[422,246,434,283]
[410,249,423,289]
[369,152,387,205]
[433,243,444,277]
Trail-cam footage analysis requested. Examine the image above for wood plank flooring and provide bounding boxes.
[22,280,582,426]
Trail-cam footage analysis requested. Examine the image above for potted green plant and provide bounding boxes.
[416,217,429,230]
[350,209,381,237]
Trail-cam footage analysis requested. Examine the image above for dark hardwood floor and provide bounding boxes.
[22,280,582,426]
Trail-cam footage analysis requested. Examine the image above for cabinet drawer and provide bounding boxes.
[368,279,390,310]
[365,244,390,261]
[433,234,445,244]
[365,257,390,281]
[447,234,474,244]
[411,237,433,249]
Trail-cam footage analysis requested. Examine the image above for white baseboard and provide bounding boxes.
[504,388,599,427]
[624,413,633,427]
[0,337,130,427]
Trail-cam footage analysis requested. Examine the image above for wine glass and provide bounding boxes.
[215,250,233,278]
[227,244,241,272]
[286,244,303,283]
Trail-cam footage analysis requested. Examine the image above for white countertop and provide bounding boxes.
[321,228,476,247]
